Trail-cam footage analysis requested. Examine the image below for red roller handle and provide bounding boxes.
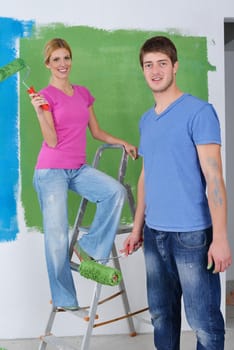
[27,86,49,111]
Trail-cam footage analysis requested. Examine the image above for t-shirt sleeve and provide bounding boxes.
[191,104,221,145]
[79,86,95,107]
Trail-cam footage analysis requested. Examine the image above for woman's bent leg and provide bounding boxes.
[70,165,126,260]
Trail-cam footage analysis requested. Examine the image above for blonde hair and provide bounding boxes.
[44,38,72,64]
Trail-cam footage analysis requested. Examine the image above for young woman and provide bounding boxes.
[30,38,137,311]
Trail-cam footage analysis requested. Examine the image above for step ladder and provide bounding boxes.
[39,144,148,350]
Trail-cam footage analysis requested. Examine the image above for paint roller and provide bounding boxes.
[0,58,49,110]
[0,57,26,82]
[75,252,125,286]
[79,260,123,286]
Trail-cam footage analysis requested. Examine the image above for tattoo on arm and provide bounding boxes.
[207,157,223,207]
[213,177,223,207]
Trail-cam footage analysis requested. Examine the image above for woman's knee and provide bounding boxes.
[113,182,127,201]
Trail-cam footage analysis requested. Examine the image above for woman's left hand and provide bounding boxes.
[124,143,138,160]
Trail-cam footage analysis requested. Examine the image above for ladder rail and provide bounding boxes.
[81,283,102,350]
[111,244,136,336]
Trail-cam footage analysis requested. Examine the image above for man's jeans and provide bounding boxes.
[33,165,126,307]
[143,225,225,350]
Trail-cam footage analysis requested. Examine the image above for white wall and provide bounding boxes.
[0,0,233,340]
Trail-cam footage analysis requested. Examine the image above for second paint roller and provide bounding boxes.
[0,58,49,110]
[79,260,122,286]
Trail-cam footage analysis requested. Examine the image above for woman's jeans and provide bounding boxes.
[33,165,126,307]
[143,225,225,350]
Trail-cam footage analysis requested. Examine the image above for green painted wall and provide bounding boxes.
[19,25,214,230]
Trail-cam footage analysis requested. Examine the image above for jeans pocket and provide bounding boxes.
[177,229,207,249]
[33,169,59,194]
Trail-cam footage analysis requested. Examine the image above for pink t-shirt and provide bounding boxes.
[35,84,95,169]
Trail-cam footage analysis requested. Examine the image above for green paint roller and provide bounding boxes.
[0,58,26,82]
[0,58,49,110]
[79,260,122,286]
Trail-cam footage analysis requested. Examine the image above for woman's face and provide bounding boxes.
[46,48,72,79]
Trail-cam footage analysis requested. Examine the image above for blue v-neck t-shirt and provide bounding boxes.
[139,93,221,232]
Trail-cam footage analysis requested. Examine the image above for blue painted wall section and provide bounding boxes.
[0,17,34,241]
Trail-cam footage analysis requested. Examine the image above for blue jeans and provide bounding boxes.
[143,225,225,350]
[33,165,126,307]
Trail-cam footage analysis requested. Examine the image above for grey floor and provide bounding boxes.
[1,285,234,350]
[1,308,234,350]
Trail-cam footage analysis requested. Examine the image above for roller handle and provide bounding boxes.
[27,86,49,111]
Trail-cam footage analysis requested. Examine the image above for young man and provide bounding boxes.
[122,36,232,350]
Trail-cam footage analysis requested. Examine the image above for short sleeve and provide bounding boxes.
[191,104,221,145]
[78,86,95,107]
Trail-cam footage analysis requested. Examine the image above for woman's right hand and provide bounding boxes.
[30,93,49,114]
[29,93,57,147]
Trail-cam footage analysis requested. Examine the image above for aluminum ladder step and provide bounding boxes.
[40,334,78,350]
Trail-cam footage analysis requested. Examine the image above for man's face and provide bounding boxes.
[142,51,178,94]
